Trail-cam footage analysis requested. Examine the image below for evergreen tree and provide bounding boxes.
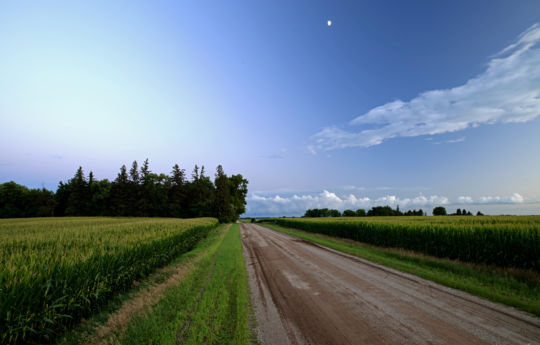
[138,159,151,216]
[129,161,139,184]
[110,165,130,216]
[65,167,89,216]
[169,164,186,217]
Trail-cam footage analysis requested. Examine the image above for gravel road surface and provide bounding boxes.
[241,223,540,345]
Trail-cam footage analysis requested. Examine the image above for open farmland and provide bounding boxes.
[0,217,218,345]
[271,216,540,270]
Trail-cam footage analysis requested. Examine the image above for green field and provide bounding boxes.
[119,223,255,345]
[271,216,540,270]
[0,217,218,345]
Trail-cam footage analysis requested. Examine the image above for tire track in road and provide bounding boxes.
[241,223,540,345]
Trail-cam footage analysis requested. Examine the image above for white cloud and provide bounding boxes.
[311,24,540,151]
[246,191,528,216]
[457,196,474,204]
[477,193,525,204]
[246,190,448,216]
[446,137,465,143]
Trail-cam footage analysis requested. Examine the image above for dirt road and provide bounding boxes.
[241,223,540,345]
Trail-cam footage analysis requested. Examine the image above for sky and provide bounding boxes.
[1,1,540,216]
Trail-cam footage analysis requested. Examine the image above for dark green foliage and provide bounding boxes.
[342,209,356,217]
[272,217,540,271]
[304,206,426,218]
[1,161,248,221]
[214,165,232,223]
[367,206,396,216]
[433,206,447,216]
[0,182,55,218]
[303,208,341,217]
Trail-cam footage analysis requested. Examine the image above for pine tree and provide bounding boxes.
[169,164,186,217]
[65,167,89,216]
[129,161,139,184]
[140,159,150,184]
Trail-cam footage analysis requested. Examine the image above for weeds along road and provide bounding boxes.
[240,223,540,345]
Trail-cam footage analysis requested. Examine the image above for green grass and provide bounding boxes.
[262,222,540,317]
[55,224,231,345]
[0,217,218,345]
[119,224,255,345]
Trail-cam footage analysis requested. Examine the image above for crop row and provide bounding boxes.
[0,217,218,345]
[271,216,540,271]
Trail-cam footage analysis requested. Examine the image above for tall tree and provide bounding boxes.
[214,165,232,222]
[169,164,186,217]
[110,165,130,216]
[129,161,139,184]
[65,167,89,216]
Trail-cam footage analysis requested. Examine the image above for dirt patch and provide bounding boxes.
[242,223,540,345]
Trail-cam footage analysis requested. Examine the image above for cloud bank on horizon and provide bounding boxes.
[246,190,528,216]
[311,24,540,151]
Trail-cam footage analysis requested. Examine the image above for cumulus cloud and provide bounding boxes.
[312,24,540,151]
[246,191,528,216]
[477,193,525,204]
[246,190,448,216]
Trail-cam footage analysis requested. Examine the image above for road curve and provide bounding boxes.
[240,223,540,345]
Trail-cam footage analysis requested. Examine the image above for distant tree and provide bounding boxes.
[328,209,341,217]
[456,208,462,215]
[476,211,484,216]
[65,167,89,216]
[1,160,248,220]
[129,161,139,184]
[228,174,248,221]
[214,165,232,223]
[367,206,395,216]
[192,164,200,181]
[110,165,131,216]
[433,206,447,216]
[187,164,215,217]
[342,209,356,217]
[169,164,186,217]
[138,159,152,216]
[0,181,28,218]
[0,182,55,218]
[89,179,111,216]
[140,159,150,184]
[355,209,366,217]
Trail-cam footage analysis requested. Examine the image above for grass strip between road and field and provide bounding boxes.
[118,223,256,345]
[261,222,540,317]
[56,223,230,345]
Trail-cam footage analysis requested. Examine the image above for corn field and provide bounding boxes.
[272,216,540,271]
[0,217,218,345]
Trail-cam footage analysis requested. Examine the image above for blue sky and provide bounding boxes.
[1,1,539,216]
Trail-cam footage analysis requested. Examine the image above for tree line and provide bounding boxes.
[432,206,483,216]
[303,205,426,218]
[304,205,484,217]
[0,160,248,222]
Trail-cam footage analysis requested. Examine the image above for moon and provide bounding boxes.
[327,20,332,26]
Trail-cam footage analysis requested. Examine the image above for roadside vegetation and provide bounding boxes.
[262,222,540,317]
[271,216,540,270]
[118,224,255,345]
[0,217,218,345]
